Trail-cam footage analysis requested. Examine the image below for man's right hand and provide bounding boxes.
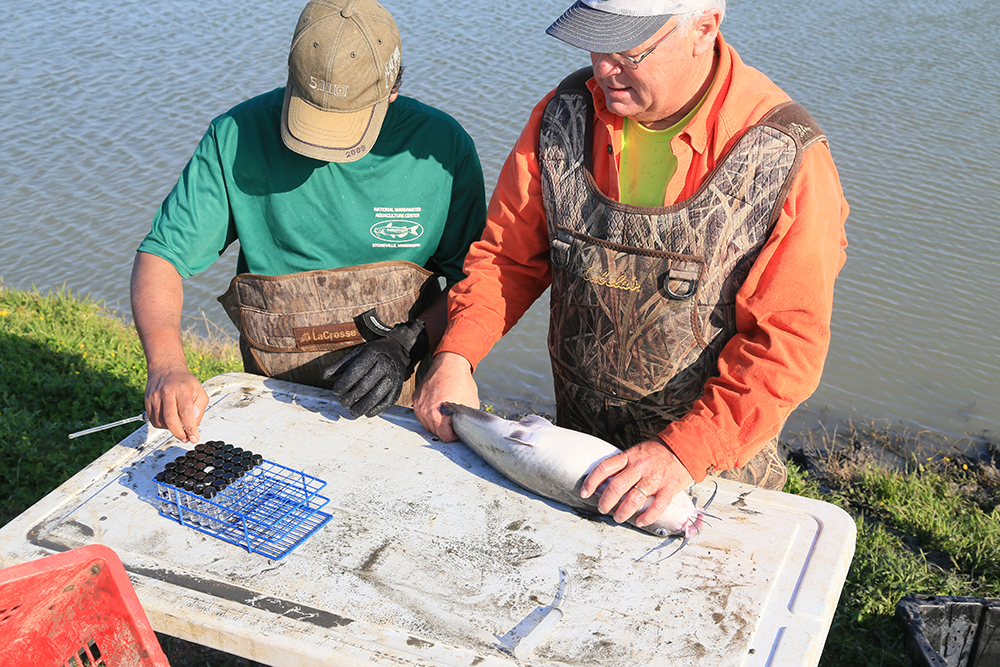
[145,366,208,443]
[131,252,206,442]
[413,352,479,441]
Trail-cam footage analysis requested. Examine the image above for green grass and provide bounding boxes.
[785,449,999,666]
[2,284,998,666]
[0,284,249,665]
[0,285,241,524]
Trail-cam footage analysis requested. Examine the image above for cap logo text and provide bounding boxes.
[383,46,401,90]
[310,76,348,97]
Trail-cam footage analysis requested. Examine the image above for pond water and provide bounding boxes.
[2,0,997,449]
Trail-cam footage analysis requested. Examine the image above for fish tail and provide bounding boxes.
[440,402,488,420]
[439,402,463,416]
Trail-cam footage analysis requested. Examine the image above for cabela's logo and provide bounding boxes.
[370,220,424,243]
[584,266,641,292]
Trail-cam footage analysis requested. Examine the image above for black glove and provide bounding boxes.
[322,310,429,418]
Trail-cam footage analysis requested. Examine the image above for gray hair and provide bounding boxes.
[674,0,726,35]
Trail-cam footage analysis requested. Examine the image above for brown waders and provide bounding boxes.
[538,68,828,489]
[217,260,440,406]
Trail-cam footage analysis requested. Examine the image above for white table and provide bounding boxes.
[0,373,855,666]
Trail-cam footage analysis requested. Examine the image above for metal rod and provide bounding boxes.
[68,413,148,439]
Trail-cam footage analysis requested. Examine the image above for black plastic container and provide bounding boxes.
[896,594,1000,667]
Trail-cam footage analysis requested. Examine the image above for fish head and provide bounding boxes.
[645,490,702,538]
[683,511,705,539]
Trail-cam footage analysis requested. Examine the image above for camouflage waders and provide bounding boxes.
[217,260,440,406]
[539,68,828,488]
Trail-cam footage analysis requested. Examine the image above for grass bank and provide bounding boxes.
[1,285,998,666]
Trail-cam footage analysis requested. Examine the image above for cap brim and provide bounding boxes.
[281,81,388,163]
[546,1,670,53]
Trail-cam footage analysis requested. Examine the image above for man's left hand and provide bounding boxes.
[581,438,694,528]
[323,316,428,418]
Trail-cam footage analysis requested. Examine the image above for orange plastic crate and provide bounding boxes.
[0,544,169,666]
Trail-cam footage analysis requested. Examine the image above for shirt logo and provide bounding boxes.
[370,219,424,243]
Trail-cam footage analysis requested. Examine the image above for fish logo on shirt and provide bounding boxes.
[371,220,424,243]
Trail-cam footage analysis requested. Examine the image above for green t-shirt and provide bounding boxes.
[139,88,487,285]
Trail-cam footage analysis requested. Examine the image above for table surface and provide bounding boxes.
[0,373,856,667]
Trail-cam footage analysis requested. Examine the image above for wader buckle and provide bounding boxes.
[661,266,700,300]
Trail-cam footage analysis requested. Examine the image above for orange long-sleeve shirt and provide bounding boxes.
[439,34,849,481]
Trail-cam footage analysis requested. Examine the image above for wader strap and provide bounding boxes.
[757,101,827,150]
[556,66,594,95]
[553,67,597,173]
[217,261,441,402]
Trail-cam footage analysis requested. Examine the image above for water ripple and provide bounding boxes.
[2,0,997,440]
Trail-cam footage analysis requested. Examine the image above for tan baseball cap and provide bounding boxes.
[281,0,402,163]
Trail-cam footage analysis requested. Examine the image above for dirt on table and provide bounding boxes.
[155,417,999,667]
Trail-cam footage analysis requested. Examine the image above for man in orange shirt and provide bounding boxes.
[414,0,848,530]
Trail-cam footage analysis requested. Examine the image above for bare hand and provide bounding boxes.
[412,352,479,441]
[581,438,694,527]
[145,366,208,443]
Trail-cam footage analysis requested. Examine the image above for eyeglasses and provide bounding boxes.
[606,22,679,69]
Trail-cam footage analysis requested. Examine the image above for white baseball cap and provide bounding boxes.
[546,0,713,53]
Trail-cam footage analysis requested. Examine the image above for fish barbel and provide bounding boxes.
[441,403,705,539]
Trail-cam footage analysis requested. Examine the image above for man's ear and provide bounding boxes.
[388,91,399,103]
[691,9,722,58]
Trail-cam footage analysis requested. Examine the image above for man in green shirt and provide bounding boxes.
[131,0,487,443]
